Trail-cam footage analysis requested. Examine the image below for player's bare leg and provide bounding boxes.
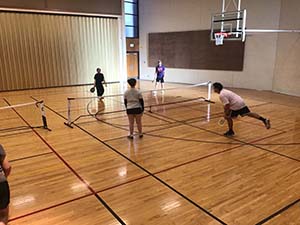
[224,116,235,136]
[245,112,271,129]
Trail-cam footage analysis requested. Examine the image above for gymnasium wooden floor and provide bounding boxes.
[0,81,299,225]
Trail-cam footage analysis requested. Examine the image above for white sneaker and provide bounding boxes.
[153,90,157,96]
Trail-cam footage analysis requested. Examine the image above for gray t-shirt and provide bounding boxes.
[0,145,7,182]
[124,88,143,109]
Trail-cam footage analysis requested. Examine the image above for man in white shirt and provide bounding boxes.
[213,82,271,136]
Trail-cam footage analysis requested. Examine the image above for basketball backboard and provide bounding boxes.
[211,9,246,43]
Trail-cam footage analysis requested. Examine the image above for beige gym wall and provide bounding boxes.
[139,0,281,91]
[0,0,122,15]
[0,13,121,90]
[273,0,300,96]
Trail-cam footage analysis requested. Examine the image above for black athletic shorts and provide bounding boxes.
[231,106,250,118]
[126,107,143,115]
[0,181,10,209]
[156,77,164,83]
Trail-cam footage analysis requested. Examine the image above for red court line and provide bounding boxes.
[155,145,244,175]
[154,131,286,175]
[97,174,150,193]
[9,175,153,222]
[4,98,125,225]
[9,194,92,222]
[152,110,300,163]
[34,97,228,225]
[37,95,292,223]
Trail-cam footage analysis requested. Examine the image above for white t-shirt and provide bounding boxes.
[124,88,143,109]
[219,89,246,110]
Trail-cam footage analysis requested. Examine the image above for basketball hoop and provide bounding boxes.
[214,32,228,46]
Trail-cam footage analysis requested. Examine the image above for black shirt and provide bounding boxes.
[0,145,7,182]
[94,73,104,87]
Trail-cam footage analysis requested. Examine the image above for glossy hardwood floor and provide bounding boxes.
[0,81,299,225]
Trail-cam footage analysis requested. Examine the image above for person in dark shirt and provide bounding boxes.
[0,144,11,225]
[93,68,107,99]
[153,60,166,94]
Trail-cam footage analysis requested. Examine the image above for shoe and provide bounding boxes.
[161,90,165,94]
[127,135,133,139]
[224,130,235,137]
[139,134,143,138]
[263,119,271,129]
[153,91,157,96]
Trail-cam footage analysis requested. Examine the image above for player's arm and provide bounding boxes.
[224,104,231,119]
[2,157,11,177]
[139,93,144,112]
[124,91,128,108]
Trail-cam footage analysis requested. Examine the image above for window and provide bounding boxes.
[124,0,138,38]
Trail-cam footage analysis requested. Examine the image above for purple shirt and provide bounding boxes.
[155,65,165,78]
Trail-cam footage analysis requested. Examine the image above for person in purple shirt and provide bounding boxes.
[153,60,165,93]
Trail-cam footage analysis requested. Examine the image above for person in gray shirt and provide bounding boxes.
[124,78,144,139]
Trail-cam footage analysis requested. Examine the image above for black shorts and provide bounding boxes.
[231,106,250,118]
[126,108,143,115]
[0,181,10,209]
[156,77,164,83]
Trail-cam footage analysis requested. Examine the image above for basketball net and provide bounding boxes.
[214,32,228,46]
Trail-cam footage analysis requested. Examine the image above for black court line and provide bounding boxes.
[101,110,225,143]
[96,174,150,193]
[145,133,255,145]
[151,110,300,163]
[78,114,173,128]
[10,152,54,163]
[4,98,126,225]
[103,122,182,142]
[143,110,174,123]
[150,131,286,175]
[147,131,300,146]
[255,199,300,225]
[235,118,287,133]
[32,96,228,225]
[74,123,228,224]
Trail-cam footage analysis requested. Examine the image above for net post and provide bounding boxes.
[221,0,226,32]
[236,0,242,38]
[207,81,212,101]
[242,9,247,42]
[38,101,50,131]
[64,98,73,128]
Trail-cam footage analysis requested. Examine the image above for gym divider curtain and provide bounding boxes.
[0,12,121,90]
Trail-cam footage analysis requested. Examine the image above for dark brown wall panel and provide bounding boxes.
[47,0,121,15]
[149,30,245,71]
[0,0,46,9]
[0,0,121,15]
